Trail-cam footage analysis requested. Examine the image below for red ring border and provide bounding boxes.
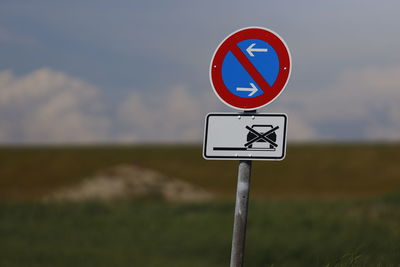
[210,27,291,110]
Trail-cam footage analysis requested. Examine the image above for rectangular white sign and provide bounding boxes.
[203,113,287,160]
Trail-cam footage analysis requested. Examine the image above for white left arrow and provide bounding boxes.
[236,83,258,97]
[246,43,268,57]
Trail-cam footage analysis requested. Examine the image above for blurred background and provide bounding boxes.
[1,1,400,266]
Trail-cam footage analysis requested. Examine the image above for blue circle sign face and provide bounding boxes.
[222,39,280,99]
[210,27,291,110]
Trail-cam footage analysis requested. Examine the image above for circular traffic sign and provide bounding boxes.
[210,27,291,110]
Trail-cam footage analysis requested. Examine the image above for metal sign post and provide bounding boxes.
[230,159,252,267]
[229,109,254,267]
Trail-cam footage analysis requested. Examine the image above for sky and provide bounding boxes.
[1,1,400,143]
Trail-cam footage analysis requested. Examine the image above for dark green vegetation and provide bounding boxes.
[1,145,400,266]
[1,144,400,200]
[1,195,400,266]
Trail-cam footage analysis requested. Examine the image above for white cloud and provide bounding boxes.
[117,85,220,142]
[278,65,400,141]
[1,65,400,144]
[286,113,316,141]
[0,69,110,143]
[0,69,222,144]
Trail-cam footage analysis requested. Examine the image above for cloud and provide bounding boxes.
[0,69,110,143]
[1,65,400,144]
[0,68,222,144]
[279,65,400,141]
[117,85,221,142]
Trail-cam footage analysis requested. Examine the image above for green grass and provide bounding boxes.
[1,144,400,266]
[1,194,400,266]
[1,144,400,200]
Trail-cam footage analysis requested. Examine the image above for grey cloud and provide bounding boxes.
[117,85,221,143]
[275,65,400,141]
[1,65,400,144]
[0,69,110,143]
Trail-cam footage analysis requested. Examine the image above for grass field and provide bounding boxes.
[1,144,400,266]
[1,195,400,266]
[1,144,400,200]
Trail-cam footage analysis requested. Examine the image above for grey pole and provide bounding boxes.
[230,159,252,267]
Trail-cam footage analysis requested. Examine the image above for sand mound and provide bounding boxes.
[45,165,213,202]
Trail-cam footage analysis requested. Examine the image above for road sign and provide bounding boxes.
[210,27,291,110]
[203,113,287,160]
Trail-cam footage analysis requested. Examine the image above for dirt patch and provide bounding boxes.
[45,165,214,202]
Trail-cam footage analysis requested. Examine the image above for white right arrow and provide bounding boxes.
[236,83,258,97]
